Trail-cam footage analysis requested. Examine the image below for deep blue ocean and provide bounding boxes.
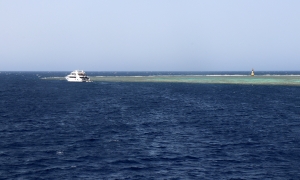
[1,71,300,179]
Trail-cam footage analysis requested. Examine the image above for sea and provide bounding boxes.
[1,71,300,179]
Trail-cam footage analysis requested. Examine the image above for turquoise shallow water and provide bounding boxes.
[44,75,300,86]
[91,75,300,85]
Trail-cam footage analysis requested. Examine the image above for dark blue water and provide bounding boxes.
[1,72,300,179]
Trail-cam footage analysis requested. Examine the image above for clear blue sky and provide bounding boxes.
[1,0,300,71]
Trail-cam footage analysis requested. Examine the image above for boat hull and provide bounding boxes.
[65,78,91,82]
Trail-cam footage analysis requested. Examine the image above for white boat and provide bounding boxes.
[65,70,92,82]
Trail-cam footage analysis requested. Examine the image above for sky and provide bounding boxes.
[1,0,300,71]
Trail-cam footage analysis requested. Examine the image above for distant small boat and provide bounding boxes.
[65,70,91,82]
[251,69,255,76]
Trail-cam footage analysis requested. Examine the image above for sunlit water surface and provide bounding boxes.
[1,71,300,179]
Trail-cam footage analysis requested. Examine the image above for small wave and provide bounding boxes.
[262,74,300,76]
[206,75,248,77]
[56,151,64,155]
[40,77,65,80]
[41,77,63,79]
[96,75,154,77]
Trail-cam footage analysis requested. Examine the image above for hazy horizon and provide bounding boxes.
[1,1,300,71]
